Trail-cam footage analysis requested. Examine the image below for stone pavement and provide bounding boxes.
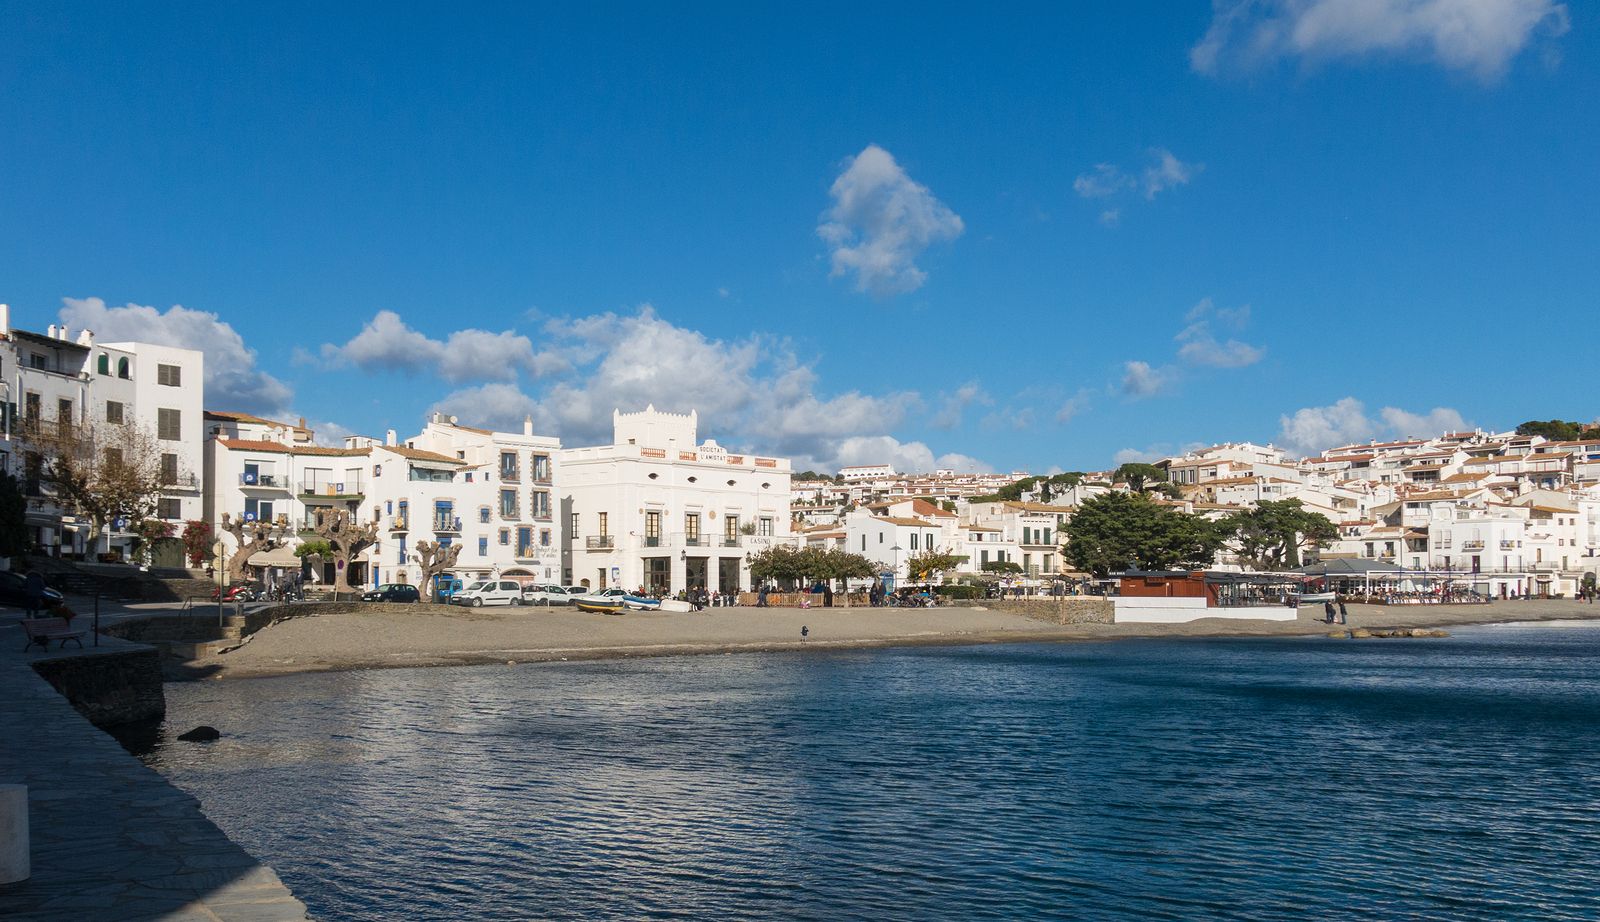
[0,618,309,921]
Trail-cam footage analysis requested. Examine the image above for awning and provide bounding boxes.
[249,544,301,567]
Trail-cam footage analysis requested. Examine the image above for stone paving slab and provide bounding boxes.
[0,620,309,921]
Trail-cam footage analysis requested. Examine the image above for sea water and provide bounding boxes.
[140,623,1600,920]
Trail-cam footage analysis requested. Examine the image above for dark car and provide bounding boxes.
[363,583,421,603]
[0,571,65,610]
[210,581,262,602]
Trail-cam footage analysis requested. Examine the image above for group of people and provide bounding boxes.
[1321,599,1349,624]
[678,586,735,610]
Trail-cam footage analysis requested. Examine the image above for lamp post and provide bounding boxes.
[890,544,902,590]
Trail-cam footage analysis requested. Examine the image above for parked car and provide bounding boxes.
[452,579,527,607]
[522,584,577,606]
[433,575,464,602]
[363,583,421,603]
[210,581,262,602]
[563,585,592,598]
[0,571,65,610]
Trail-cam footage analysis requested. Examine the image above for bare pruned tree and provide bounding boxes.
[411,539,463,603]
[219,513,281,581]
[310,508,379,593]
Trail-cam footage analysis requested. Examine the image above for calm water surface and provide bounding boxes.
[140,623,1600,920]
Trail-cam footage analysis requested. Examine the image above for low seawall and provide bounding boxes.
[31,646,166,727]
[981,598,1115,625]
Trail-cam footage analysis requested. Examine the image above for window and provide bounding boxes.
[479,506,491,524]
[540,529,551,547]
[861,535,866,552]
[498,528,510,546]
[531,491,550,519]
[157,364,181,387]
[97,354,109,375]
[23,393,39,427]
[105,401,124,424]
[645,511,661,546]
[157,408,181,441]
[759,517,773,536]
[157,498,182,520]
[116,357,130,379]
[532,455,551,481]
[724,514,739,537]
[500,489,518,518]
[478,537,489,555]
[160,453,178,485]
[598,512,608,536]
[570,512,579,538]
[57,398,73,426]
[517,526,534,556]
[500,451,519,481]
[911,534,919,551]
[245,498,274,522]
[685,513,700,543]
[104,447,124,468]
[29,354,45,370]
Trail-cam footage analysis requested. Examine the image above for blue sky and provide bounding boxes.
[3,2,1594,472]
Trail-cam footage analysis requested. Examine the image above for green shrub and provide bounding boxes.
[935,584,983,600]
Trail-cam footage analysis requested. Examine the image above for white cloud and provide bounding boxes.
[1175,297,1265,368]
[1142,149,1200,199]
[1072,164,1133,198]
[827,435,992,475]
[818,144,964,297]
[1276,397,1469,455]
[1099,209,1121,227]
[306,419,355,448]
[419,306,943,473]
[1055,390,1093,424]
[319,310,569,384]
[1113,446,1169,466]
[1120,360,1174,399]
[1191,0,1570,81]
[58,296,294,416]
[1380,405,1467,438]
[931,382,991,429]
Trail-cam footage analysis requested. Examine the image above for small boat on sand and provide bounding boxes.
[575,588,628,614]
[623,595,661,611]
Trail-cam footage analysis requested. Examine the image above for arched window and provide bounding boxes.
[117,357,130,379]
[97,354,109,375]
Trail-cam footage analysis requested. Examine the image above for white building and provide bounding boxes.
[1,305,205,562]
[559,406,792,595]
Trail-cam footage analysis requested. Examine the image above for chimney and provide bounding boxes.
[385,429,397,447]
[523,415,533,437]
[46,324,57,338]
[0,304,9,336]
[76,329,94,347]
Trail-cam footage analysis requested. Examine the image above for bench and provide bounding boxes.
[21,617,88,652]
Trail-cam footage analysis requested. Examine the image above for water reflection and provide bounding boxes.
[144,626,1600,921]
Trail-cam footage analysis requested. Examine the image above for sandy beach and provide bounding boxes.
[201,598,1600,679]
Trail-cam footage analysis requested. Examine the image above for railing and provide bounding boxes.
[500,508,521,521]
[586,535,614,550]
[1461,540,1485,550]
[432,516,462,533]
[159,472,200,489]
[300,480,365,496]
[720,535,743,548]
[500,468,520,483]
[680,534,711,548]
[640,448,666,458]
[240,473,287,488]
[643,534,670,548]
[532,473,552,485]
[1500,540,1517,549]
[390,516,409,532]
[755,458,777,468]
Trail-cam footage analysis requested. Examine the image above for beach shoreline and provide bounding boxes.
[191,599,1600,681]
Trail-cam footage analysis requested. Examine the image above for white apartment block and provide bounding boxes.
[205,411,562,588]
[1,305,205,563]
[559,406,792,595]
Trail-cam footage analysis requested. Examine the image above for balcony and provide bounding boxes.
[159,472,201,491]
[680,533,712,548]
[500,468,520,483]
[432,516,462,534]
[1500,540,1517,550]
[720,535,743,548]
[586,535,614,550]
[642,534,672,548]
[1461,540,1485,551]
[390,516,410,532]
[300,480,365,497]
[239,473,288,489]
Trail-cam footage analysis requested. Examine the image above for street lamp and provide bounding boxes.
[890,544,902,588]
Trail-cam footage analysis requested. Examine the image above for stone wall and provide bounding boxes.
[979,598,1115,625]
[31,648,165,727]
[102,615,225,643]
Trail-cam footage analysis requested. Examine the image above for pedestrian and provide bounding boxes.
[1323,600,1336,624]
[757,586,769,608]
[1337,598,1348,625]
[24,571,46,618]
[823,583,834,608]
[800,625,809,642]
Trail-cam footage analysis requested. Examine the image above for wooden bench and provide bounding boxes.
[21,617,88,652]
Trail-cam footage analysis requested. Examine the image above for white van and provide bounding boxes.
[452,579,526,607]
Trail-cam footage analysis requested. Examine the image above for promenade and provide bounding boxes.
[0,614,308,921]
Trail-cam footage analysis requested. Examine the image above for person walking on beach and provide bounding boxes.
[1323,600,1336,624]
[800,625,809,643]
[1337,598,1348,624]
[756,586,769,608]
